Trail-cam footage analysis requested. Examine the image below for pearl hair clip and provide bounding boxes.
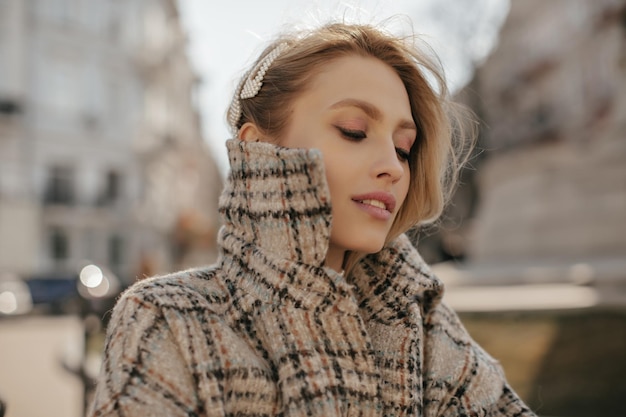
[228,42,290,135]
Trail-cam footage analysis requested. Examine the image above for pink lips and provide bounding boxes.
[351,191,397,220]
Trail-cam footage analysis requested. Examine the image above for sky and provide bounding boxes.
[178,0,511,174]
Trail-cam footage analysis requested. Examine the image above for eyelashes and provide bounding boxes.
[337,127,366,140]
[395,148,410,162]
[336,126,411,162]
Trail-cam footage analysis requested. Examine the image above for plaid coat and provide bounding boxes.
[89,139,536,416]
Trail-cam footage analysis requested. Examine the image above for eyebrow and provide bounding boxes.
[329,98,417,131]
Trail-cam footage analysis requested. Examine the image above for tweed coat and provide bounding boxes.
[89,139,536,417]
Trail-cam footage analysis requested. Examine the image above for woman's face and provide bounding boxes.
[280,55,416,271]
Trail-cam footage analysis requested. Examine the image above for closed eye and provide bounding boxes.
[337,127,366,141]
[396,148,410,162]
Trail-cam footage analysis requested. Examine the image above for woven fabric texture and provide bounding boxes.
[88,139,536,417]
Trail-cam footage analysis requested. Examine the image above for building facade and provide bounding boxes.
[468,0,626,265]
[0,0,221,286]
[430,1,626,414]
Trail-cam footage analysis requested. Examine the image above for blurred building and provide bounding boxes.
[425,0,626,298]
[426,0,626,414]
[131,0,223,273]
[469,0,626,267]
[0,0,222,289]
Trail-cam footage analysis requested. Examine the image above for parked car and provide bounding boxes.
[0,264,123,318]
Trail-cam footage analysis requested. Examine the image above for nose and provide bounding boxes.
[372,141,405,183]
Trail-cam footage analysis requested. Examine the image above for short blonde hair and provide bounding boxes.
[228,22,475,269]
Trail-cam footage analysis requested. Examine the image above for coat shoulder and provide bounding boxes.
[117,265,230,315]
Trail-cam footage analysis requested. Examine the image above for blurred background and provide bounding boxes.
[0,0,624,416]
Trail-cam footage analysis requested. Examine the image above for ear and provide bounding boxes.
[238,122,263,142]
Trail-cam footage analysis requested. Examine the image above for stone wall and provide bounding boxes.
[468,0,626,263]
[431,2,626,415]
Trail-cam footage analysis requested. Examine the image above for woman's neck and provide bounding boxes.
[324,244,346,274]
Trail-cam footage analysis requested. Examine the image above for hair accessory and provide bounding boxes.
[228,42,290,134]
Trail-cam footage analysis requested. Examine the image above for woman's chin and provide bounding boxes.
[351,240,386,255]
[330,231,389,258]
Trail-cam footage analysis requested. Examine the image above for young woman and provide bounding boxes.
[89,22,536,416]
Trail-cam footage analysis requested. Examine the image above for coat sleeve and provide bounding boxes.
[87,281,226,417]
[422,301,536,417]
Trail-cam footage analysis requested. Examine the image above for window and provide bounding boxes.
[105,171,120,201]
[39,60,84,117]
[50,227,70,261]
[83,63,105,129]
[108,234,123,268]
[82,228,95,261]
[97,170,122,205]
[44,166,75,205]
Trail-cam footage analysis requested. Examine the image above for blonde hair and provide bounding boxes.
[227,22,475,271]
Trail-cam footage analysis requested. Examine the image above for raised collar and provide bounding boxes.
[216,139,444,416]
[219,138,332,267]
[217,139,356,311]
[216,138,443,315]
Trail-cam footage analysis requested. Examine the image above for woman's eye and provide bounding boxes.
[337,127,366,141]
[396,148,410,162]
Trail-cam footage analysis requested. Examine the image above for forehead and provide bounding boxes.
[294,54,412,118]
[309,54,402,91]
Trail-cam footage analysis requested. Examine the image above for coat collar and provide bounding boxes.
[216,138,445,416]
[217,138,355,311]
[217,138,443,314]
[219,138,332,267]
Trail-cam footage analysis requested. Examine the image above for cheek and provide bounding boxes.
[320,146,350,191]
[398,171,411,206]
[324,163,345,204]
